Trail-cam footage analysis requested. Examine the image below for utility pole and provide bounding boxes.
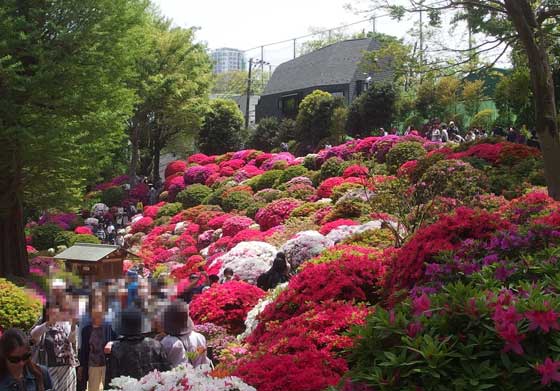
[293,39,296,59]
[245,58,253,129]
[419,7,424,67]
[371,15,376,34]
[260,46,264,89]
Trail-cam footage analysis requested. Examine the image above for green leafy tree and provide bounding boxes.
[435,76,461,118]
[365,0,560,199]
[462,79,486,118]
[129,16,212,184]
[0,0,148,276]
[494,68,534,128]
[249,117,280,152]
[347,83,397,137]
[295,90,341,150]
[198,99,246,155]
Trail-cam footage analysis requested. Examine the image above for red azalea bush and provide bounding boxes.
[397,159,419,178]
[228,229,266,249]
[189,281,265,334]
[343,165,369,178]
[222,216,254,237]
[130,217,154,234]
[252,248,386,331]
[498,142,540,165]
[386,207,512,296]
[188,153,211,165]
[170,255,206,280]
[164,160,187,178]
[319,219,359,235]
[255,198,303,231]
[234,349,348,391]
[74,226,93,235]
[248,300,370,355]
[143,202,165,219]
[208,214,233,230]
[452,143,503,164]
[317,177,364,199]
[501,191,558,224]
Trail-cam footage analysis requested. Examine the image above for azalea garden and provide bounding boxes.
[3,0,560,390]
[4,132,560,390]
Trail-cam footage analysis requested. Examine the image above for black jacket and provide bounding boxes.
[78,323,116,391]
[106,336,170,384]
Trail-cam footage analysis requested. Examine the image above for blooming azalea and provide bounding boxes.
[536,358,560,385]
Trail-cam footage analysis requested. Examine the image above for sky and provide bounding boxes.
[152,0,410,67]
[152,0,507,70]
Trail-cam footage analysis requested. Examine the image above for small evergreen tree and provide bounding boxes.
[346,83,396,137]
[198,99,245,155]
[295,90,339,150]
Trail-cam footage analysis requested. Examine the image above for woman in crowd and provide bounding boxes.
[161,301,212,368]
[31,301,79,391]
[0,328,53,391]
[78,307,116,391]
[257,252,291,291]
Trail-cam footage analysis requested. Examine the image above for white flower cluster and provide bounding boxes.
[211,241,277,284]
[239,282,289,340]
[281,231,334,269]
[109,365,256,391]
[326,220,385,243]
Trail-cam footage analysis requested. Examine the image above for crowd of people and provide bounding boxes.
[0,251,292,391]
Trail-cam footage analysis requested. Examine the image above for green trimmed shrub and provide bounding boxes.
[385,141,427,174]
[420,159,487,200]
[319,157,345,181]
[221,191,254,212]
[156,202,184,218]
[55,232,101,247]
[245,170,283,192]
[276,165,310,187]
[32,224,63,250]
[176,184,213,208]
[0,278,42,331]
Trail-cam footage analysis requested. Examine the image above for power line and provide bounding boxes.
[242,14,392,53]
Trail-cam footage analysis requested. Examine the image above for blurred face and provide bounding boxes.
[91,310,104,327]
[6,345,30,375]
[48,307,60,323]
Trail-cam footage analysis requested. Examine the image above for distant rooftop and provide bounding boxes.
[263,38,392,96]
[54,243,120,262]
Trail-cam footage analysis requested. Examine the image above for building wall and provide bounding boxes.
[256,84,350,122]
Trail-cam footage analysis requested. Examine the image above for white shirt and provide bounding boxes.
[161,332,212,368]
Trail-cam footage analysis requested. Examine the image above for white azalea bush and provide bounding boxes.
[280,230,334,269]
[212,241,277,284]
[238,282,289,340]
[109,365,256,391]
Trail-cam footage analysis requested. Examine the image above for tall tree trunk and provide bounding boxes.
[129,125,139,187]
[0,138,29,277]
[504,0,560,200]
[152,141,161,186]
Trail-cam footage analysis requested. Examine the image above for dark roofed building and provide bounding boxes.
[256,38,392,122]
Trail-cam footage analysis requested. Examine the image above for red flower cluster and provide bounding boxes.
[316,177,364,199]
[222,216,254,237]
[74,226,93,235]
[164,160,187,178]
[343,165,369,178]
[255,198,302,231]
[386,207,511,295]
[253,248,385,331]
[189,281,265,334]
[319,219,359,235]
[234,349,347,391]
[130,217,154,234]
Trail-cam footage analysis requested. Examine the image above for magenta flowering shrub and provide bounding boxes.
[222,216,255,237]
[255,198,303,231]
[184,165,215,185]
[164,160,187,178]
[130,217,154,234]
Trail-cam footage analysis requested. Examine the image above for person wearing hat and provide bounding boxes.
[161,302,212,369]
[105,307,170,383]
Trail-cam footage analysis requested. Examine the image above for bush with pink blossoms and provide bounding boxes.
[342,165,369,178]
[184,165,216,185]
[164,160,187,178]
[130,216,154,234]
[74,226,93,235]
[222,216,255,237]
[255,198,303,231]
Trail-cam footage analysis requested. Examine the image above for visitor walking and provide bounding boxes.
[78,307,116,391]
[30,302,79,391]
[161,302,212,369]
[0,328,53,391]
[257,252,291,291]
[105,307,170,382]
